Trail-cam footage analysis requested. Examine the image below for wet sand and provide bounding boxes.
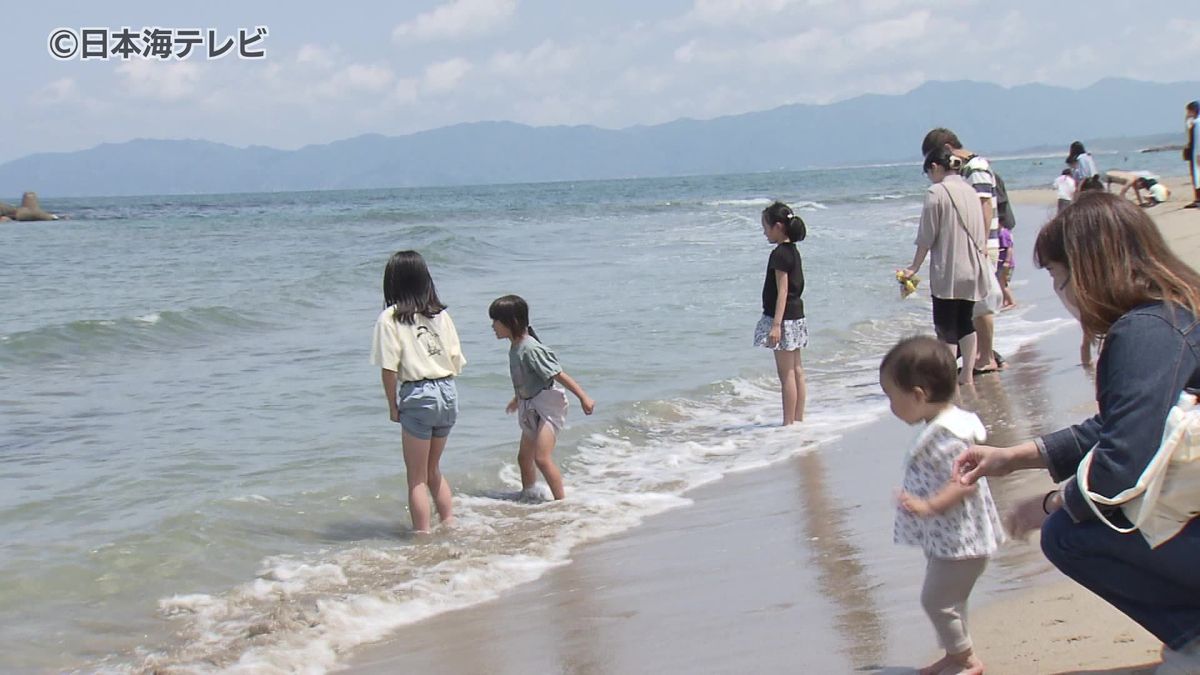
[342,187,1200,674]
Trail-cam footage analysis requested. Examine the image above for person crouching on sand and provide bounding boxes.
[883,336,1005,675]
[955,192,1200,673]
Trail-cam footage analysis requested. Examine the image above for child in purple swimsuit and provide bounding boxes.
[997,227,1016,310]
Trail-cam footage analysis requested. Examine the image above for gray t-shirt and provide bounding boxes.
[509,335,562,400]
[916,174,988,302]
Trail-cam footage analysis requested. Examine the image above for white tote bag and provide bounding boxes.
[1076,390,1200,548]
[979,261,1004,314]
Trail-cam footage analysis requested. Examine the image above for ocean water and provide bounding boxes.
[0,151,1181,672]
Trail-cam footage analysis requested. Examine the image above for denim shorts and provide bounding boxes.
[397,377,458,440]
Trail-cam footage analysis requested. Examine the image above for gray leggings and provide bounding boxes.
[921,556,988,654]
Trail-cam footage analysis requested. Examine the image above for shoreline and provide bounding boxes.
[345,323,1096,673]
[342,185,1200,673]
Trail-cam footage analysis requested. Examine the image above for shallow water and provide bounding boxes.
[0,155,1165,672]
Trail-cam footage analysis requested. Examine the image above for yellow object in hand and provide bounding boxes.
[896,270,920,298]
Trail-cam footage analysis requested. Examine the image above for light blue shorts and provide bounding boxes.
[397,377,458,440]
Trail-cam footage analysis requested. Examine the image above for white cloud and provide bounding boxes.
[36,78,77,105]
[392,0,517,43]
[847,9,932,52]
[1168,19,1200,55]
[686,0,798,26]
[620,66,669,95]
[488,40,579,78]
[423,57,473,93]
[342,64,394,92]
[392,78,421,105]
[116,60,203,102]
[296,44,339,69]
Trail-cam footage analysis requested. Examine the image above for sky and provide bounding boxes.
[2,0,1198,163]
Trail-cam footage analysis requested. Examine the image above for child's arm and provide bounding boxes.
[770,270,788,345]
[553,371,595,414]
[506,395,518,414]
[898,478,977,517]
[381,369,400,423]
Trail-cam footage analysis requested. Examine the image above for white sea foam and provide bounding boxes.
[793,200,828,210]
[106,307,1072,675]
[703,197,774,207]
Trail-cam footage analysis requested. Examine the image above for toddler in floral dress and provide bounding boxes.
[880,336,1006,675]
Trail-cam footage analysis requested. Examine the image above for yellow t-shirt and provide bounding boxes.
[370,307,466,382]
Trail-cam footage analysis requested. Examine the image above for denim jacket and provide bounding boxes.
[1037,302,1200,522]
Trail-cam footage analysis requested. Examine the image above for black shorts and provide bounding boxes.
[932,297,976,344]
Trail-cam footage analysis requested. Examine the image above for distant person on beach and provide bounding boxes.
[883,336,1005,675]
[1053,168,1076,213]
[921,128,1004,375]
[1068,141,1100,198]
[997,225,1016,310]
[1185,101,1199,208]
[754,201,809,425]
[955,193,1200,673]
[371,250,467,532]
[1119,176,1171,207]
[490,294,594,500]
[899,148,989,386]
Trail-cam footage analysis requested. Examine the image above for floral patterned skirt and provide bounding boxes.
[753,314,809,351]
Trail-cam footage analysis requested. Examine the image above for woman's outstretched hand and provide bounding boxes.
[954,444,1012,485]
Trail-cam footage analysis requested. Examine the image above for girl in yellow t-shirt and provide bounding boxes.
[371,250,467,533]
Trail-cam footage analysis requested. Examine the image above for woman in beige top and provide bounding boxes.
[898,148,989,386]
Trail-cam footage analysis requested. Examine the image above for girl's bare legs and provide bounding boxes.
[533,422,565,500]
[517,432,538,495]
[792,349,806,423]
[958,333,978,386]
[401,430,433,532]
[972,315,996,372]
[1000,270,1017,308]
[773,349,799,425]
[427,433,454,526]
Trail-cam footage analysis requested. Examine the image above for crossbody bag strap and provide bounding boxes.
[942,184,988,259]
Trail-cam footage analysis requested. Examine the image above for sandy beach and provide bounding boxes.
[337,178,1200,675]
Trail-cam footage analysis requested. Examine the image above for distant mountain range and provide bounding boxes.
[2,78,1197,198]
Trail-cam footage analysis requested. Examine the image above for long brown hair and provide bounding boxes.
[1034,192,1200,336]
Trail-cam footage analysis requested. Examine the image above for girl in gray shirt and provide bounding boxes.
[489,295,595,500]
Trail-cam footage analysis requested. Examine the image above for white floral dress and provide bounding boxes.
[894,406,1007,559]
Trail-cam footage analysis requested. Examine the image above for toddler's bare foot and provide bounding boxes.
[918,653,953,675]
[951,650,984,675]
